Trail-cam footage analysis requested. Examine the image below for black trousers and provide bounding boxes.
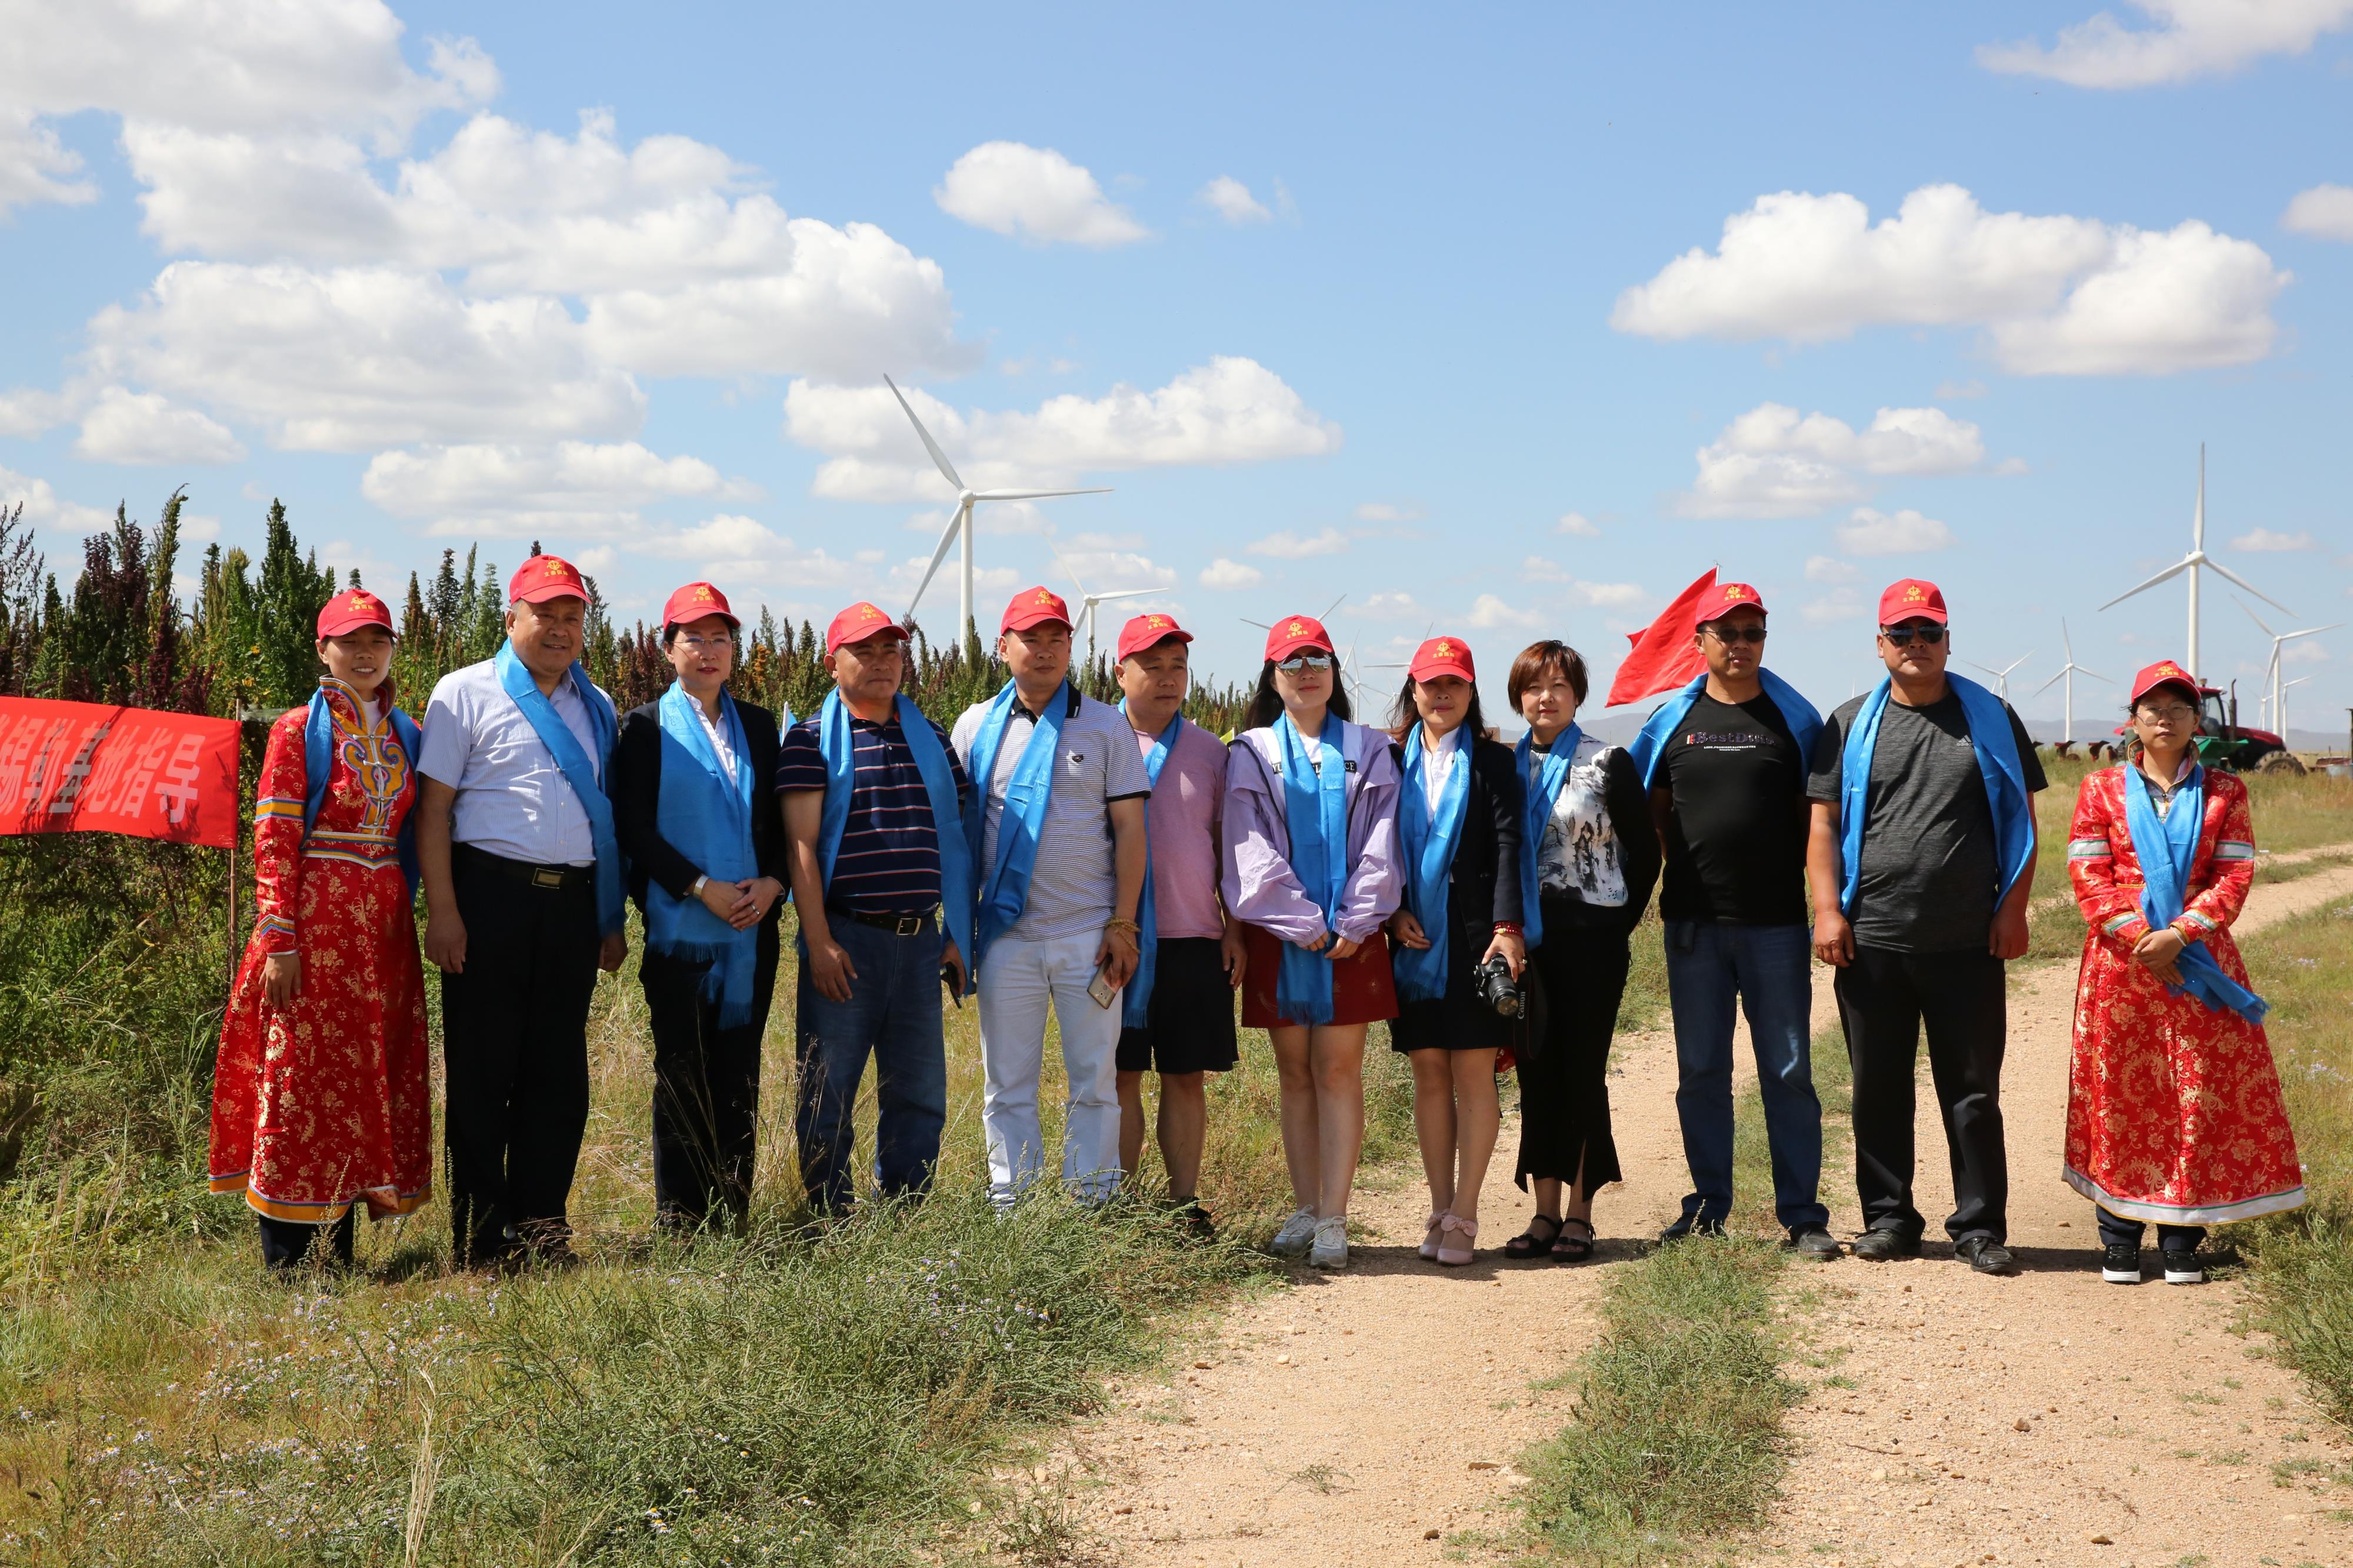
[440,851,599,1264]
[258,1210,355,1270]
[2096,1207,2205,1252]
[1514,915,1630,1193]
[1836,945,2009,1245]
[639,936,776,1230]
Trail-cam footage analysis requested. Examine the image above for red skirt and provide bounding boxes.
[1241,923,1398,1029]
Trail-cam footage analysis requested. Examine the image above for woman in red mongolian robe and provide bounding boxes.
[2064,658,2302,1288]
[209,588,432,1270]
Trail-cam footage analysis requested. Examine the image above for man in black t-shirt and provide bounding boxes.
[1641,583,1835,1257]
[1805,579,2046,1278]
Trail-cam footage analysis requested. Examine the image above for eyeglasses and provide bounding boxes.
[1879,624,1948,646]
[2137,704,2197,724]
[1276,653,1334,672]
[678,633,734,649]
[1699,623,1767,645]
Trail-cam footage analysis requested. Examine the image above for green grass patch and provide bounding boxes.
[1512,1237,1798,1564]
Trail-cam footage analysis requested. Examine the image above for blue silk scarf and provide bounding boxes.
[1273,712,1351,1025]
[494,640,624,936]
[816,689,972,973]
[1835,672,2032,917]
[1119,703,1185,1028]
[964,679,1069,966]
[1513,723,1581,952]
[2122,762,2267,1025]
[1392,723,1472,1003]
[1626,668,1823,787]
[301,680,423,899]
[644,684,758,1026]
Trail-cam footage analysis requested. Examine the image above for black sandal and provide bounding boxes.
[1551,1217,1597,1263]
[1504,1214,1564,1260]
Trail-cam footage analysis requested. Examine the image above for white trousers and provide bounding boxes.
[978,930,1124,1206]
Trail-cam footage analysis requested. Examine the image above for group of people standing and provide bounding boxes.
[208,559,2304,1285]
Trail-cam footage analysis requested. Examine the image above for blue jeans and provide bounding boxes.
[1664,920,1827,1231]
[793,915,948,1212]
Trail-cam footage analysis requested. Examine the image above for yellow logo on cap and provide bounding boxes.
[1149,615,1170,629]
[348,593,368,610]
[1724,585,1744,600]
[859,603,882,620]
[1287,619,1307,636]
[1905,584,1927,602]
[1435,639,1453,658]
[544,560,572,578]
[2158,663,2185,679]
[694,584,715,601]
[1035,589,1056,605]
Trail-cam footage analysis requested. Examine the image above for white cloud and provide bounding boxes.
[1355,501,1424,523]
[1835,506,1955,556]
[934,141,1148,248]
[663,513,863,590]
[1613,184,2287,375]
[1198,176,1272,225]
[0,107,99,215]
[1935,378,1988,399]
[362,440,759,538]
[2232,527,2317,551]
[2282,637,2331,666]
[1467,593,1544,630]
[0,464,112,534]
[2284,183,2353,242]
[71,386,246,465]
[1056,545,1178,593]
[1676,402,1981,519]
[1518,558,1642,606]
[1978,2,2353,88]
[1556,511,1600,536]
[1805,555,1859,582]
[1804,588,1868,624]
[1992,456,2031,476]
[1248,527,1350,560]
[1198,557,1263,590]
[180,513,220,542]
[0,385,76,439]
[785,358,1341,502]
[1356,591,1419,618]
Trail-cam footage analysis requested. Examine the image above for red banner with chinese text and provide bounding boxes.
[0,697,241,849]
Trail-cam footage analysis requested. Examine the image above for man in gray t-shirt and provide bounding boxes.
[951,588,1149,1207]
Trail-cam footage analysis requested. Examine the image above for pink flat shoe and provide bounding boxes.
[1437,1213,1478,1267]
[1419,1211,1446,1260]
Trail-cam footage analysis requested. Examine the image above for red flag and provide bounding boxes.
[1605,568,1715,708]
[0,697,241,848]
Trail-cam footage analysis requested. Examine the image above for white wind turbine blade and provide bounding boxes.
[2204,558,2293,615]
[2030,668,2068,698]
[1239,617,1272,630]
[1044,533,1090,602]
[2235,596,2280,639]
[2096,557,2191,612]
[971,487,1115,502]
[1091,588,1157,605]
[2281,621,2345,645]
[882,375,965,494]
[2077,665,2114,684]
[1319,593,1347,622]
[904,501,968,620]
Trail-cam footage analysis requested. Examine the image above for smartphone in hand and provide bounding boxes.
[1086,961,1118,1010]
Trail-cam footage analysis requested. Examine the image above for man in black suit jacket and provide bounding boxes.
[612,582,787,1232]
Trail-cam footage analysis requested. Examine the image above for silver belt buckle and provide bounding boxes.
[531,866,566,889]
[894,914,925,937]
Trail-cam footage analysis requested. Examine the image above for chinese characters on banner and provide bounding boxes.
[0,697,241,849]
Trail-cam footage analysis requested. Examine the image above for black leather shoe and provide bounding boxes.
[2101,1243,2142,1284]
[1956,1236,2019,1276]
[2161,1247,2204,1285]
[1659,1214,1728,1244]
[1852,1228,1921,1262]
[1788,1225,1842,1261]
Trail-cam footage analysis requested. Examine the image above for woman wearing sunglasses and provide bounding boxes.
[1381,636,1524,1266]
[2061,660,2302,1286]
[1222,615,1403,1268]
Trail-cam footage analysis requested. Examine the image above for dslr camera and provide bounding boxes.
[1471,953,1524,1018]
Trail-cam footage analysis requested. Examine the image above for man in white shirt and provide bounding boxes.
[949,588,1151,1207]
[416,553,625,1267]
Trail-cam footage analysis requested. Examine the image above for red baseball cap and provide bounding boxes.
[1264,614,1335,663]
[1000,586,1073,633]
[1408,634,1476,683]
[317,587,396,638]
[661,581,738,633]
[1697,581,1767,628]
[1116,611,1192,663]
[826,600,910,655]
[2129,659,2202,707]
[508,553,590,605]
[1878,578,1948,626]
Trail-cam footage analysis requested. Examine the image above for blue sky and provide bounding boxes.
[4,2,2349,739]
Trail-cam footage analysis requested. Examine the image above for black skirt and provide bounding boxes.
[1389,917,1521,1054]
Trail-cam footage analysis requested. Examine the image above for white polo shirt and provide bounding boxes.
[417,656,609,867]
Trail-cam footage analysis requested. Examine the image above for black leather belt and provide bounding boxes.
[829,906,936,937]
[454,843,594,891]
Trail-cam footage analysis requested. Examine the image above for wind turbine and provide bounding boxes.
[2280,675,2316,743]
[1044,534,1156,665]
[2028,619,2111,744]
[1961,650,2037,703]
[2098,443,2291,685]
[885,375,1111,649]
[2236,599,2340,739]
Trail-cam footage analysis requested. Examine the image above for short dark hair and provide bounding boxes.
[1244,659,1353,732]
[1507,640,1589,709]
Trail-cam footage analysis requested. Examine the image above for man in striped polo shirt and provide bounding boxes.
[778,602,974,1212]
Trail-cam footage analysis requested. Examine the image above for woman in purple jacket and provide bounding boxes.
[1222,615,1402,1269]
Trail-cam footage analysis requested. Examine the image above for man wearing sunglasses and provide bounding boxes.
[1628,583,1835,1259]
[1806,579,2045,1278]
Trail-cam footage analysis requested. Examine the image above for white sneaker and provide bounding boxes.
[1310,1215,1349,1270]
[1269,1207,1318,1259]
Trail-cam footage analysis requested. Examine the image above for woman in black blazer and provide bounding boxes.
[612,583,787,1233]
[1383,637,1524,1267]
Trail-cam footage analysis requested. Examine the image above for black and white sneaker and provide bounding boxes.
[2101,1242,2142,1284]
[2161,1247,2204,1285]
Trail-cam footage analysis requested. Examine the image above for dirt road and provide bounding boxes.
[1046,865,2353,1568]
